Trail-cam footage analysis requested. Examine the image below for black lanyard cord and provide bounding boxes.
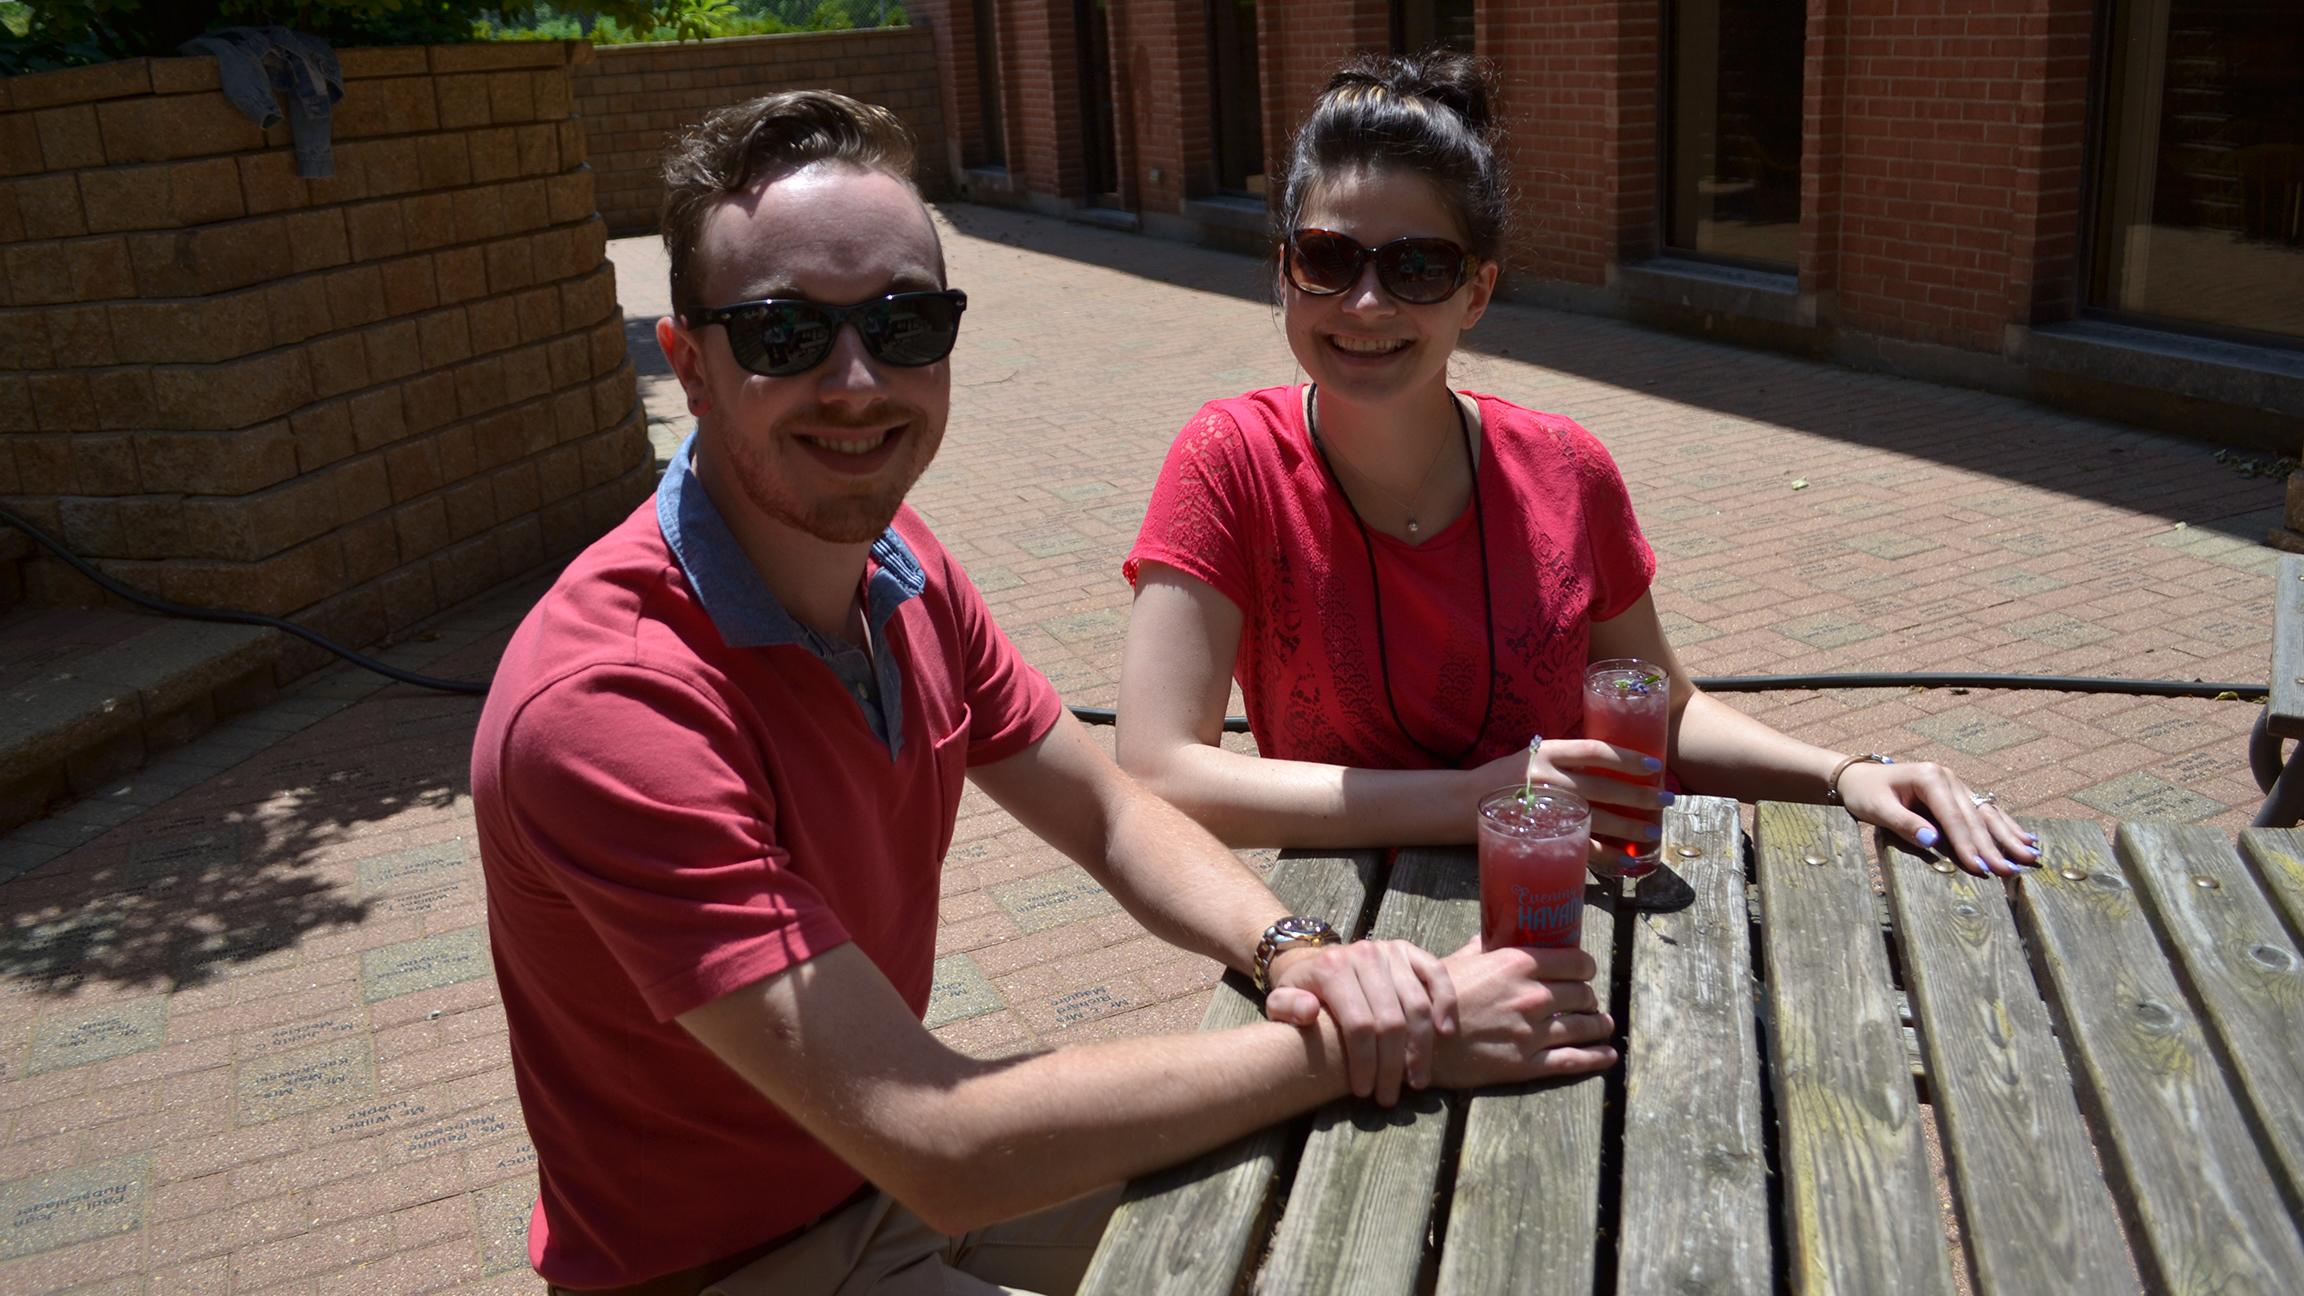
[1306,387,1499,768]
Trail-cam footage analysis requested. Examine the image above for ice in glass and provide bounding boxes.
[1477,787,1592,950]
[1583,658,1670,879]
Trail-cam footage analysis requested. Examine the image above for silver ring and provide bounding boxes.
[1971,791,1998,807]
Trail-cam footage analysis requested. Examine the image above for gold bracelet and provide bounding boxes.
[1825,753,1895,804]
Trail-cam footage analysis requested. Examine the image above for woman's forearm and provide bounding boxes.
[1667,689,1845,804]
[1132,740,1487,848]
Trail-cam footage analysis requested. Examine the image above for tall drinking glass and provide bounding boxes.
[1477,787,1592,950]
[1584,658,1670,879]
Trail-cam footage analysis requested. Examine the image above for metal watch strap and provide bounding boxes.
[1254,916,1340,992]
[1826,752,1895,804]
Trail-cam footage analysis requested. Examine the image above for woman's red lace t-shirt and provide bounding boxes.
[1125,386,1656,771]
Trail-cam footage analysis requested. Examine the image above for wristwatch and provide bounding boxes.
[1254,915,1341,992]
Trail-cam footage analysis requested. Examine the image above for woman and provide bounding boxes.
[1117,52,2037,880]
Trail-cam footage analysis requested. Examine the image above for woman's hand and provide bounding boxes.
[1480,739,1674,852]
[1833,759,2040,878]
[1265,938,1458,1107]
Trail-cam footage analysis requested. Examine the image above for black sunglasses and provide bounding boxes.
[1284,229,1476,305]
[681,290,968,377]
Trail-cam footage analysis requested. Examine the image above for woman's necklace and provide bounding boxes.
[1305,385,1500,767]
[1304,388,1454,536]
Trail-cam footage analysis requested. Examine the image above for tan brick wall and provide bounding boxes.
[572,28,947,237]
[0,42,652,654]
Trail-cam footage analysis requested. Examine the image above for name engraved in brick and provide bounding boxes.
[29,998,167,1075]
[356,841,468,896]
[262,1017,360,1053]
[235,1039,375,1125]
[1051,985,1130,1025]
[378,879,470,918]
[492,1140,538,1171]
[0,1157,146,1260]
[328,1098,429,1136]
[361,927,490,1003]
[402,1110,512,1158]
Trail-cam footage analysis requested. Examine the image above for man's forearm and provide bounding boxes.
[1089,776,1300,977]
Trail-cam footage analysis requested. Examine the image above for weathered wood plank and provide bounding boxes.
[1754,801,1957,1296]
[1881,838,2139,1296]
[1611,795,1770,1296]
[2269,553,2304,740]
[1080,850,1385,1296]
[1255,847,1479,1296]
[2236,827,2304,945]
[2119,823,2304,1216]
[2015,821,2304,1293]
[1437,851,1626,1296]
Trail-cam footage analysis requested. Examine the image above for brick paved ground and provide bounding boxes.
[0,202,2281,1291]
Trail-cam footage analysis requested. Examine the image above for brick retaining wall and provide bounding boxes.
[572,28,947,237]
[0,41,653,660]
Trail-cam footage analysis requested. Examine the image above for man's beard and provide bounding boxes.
[725,403,939,545]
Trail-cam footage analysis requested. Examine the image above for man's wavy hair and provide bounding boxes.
[659,90,919,315]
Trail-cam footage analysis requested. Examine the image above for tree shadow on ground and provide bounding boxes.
[932,202,2286,545]
[0,591,534,999]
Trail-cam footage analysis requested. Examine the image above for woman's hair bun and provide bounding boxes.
[1325,50,1497,139]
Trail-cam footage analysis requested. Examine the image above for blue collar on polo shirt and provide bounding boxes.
[656,430,924,754]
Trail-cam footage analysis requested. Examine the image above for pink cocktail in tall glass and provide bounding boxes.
[1477,787,1592,950]
[1584,658,1670,879]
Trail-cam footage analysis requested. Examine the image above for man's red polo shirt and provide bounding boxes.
[472,452,1060,1290]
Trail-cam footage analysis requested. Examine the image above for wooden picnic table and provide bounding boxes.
[1079,798,2304,1295]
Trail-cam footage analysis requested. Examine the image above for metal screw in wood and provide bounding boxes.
[1803,854,1828,866]
[2059,868,2088,881]
[1676,845,1702,858]
[1930,861,1957,874]
[2194,876,2220,890]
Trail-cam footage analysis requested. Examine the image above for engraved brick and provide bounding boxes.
[89,369,155,430]
[400,369,460,433]
[415,134,472,191]
[484,237,535,293]
[29,371,96,431]
[305,331,372,399]
[264,273,334,346]
[398,191,459,253]
[35,104,105,170]
[16,174,88,239]
[44,302,116,366]
[285,208,353,273]
[468,127,518,184]
[323,263,388,329]
[433,245,487,303]
[136,425,298,495]
[358,136,423,197]
[290,398,356,470]
[167,157,244,225]
[236,151,308,215]
[415,306,472,368]
[344,199,408,262]
[363,319,423,383]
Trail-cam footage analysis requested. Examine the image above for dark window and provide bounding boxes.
[1393,0,1474,55]
[1664,0,1805,267]
[2090,0,2304,344]
[972,0,1004,168]
[1209,0,1264,195]
[1077,0,1120,204]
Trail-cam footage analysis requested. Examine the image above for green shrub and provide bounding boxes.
[0,1,681,72]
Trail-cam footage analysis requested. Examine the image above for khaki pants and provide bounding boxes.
[703,1186,1120,1296]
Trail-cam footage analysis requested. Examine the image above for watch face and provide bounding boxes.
[1274,916,1333,943]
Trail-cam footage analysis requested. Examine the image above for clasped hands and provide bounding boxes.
[1262,936,1616,1107]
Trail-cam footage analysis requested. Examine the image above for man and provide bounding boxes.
[473,90,1616,1296]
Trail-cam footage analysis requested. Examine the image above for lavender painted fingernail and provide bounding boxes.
[1643,756,1663,772]
[1916,826,1940,848]
[1657,790,1678,807]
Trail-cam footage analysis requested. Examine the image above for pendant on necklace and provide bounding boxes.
[1406,518,1420,535]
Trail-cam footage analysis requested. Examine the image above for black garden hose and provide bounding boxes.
[2,501,2269,719]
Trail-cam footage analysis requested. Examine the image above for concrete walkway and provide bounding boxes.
[0,203,2281,1292]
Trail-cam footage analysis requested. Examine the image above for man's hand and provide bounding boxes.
[1429,938,1617,1088]
[1264,939,1458,1106]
